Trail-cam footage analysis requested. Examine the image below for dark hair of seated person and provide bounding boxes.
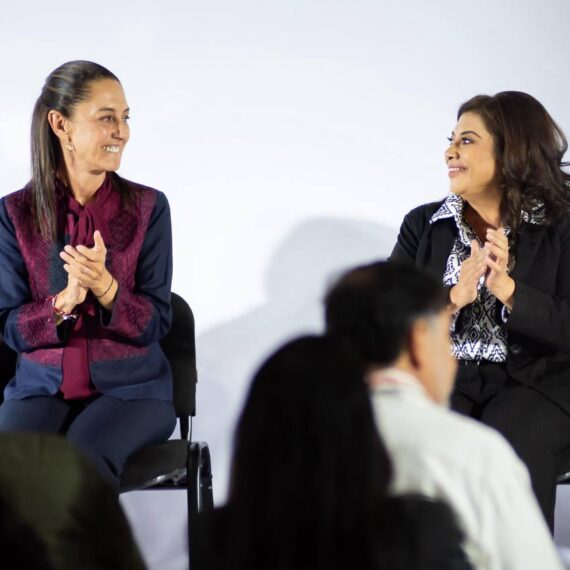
[0,497,56,570]
[191,335,472,570]
[324,260,449,366]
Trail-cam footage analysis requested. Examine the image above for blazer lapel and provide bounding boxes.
[511,225,544,282]
[418,219,456,277]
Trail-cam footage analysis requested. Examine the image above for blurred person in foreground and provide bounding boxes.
[0,433,145,570]
[191,335,472,570]
[325,261,563,570]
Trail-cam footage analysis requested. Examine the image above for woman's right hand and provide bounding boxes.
[449,240,487,312]
[54,276,88,315]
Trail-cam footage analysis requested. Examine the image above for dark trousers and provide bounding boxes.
[0,395,177,490]
[451,362,570,530]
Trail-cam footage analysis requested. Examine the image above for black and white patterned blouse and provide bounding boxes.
[429,194,545,362]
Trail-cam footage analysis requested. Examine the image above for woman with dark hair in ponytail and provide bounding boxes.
[391,91,570,529]
[0,61,176,488]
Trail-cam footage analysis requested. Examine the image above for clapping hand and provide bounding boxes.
[60,230,113,299]
[449,240,487,312]
[483,228,515,308]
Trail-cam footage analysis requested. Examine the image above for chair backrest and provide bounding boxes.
[161,292,198,419]
[0,342,17,404]
[0,292,198,418]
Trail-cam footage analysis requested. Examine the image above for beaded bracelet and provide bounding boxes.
[50,294,79,325]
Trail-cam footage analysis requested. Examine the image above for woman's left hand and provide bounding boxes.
[484,228,515,309]
[60,230,113,298]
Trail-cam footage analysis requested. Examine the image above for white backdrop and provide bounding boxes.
[2,1,570,568]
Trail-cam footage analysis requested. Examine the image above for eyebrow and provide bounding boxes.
[451,130,482,139]
[97,107,130,113]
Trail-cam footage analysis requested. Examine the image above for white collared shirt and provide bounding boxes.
[371,367,563,570]
[429,193,545,362]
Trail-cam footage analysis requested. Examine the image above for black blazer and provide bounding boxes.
[391,200,570,416]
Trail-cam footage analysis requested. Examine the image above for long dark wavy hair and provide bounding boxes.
[458,91,570,237]
[30,60,133,240]
[226,335,392,570]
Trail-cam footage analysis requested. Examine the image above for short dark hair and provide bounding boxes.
[458,91,570,238]
[0,496,55,569]
[228,335,392,569]
[324,261,448,365]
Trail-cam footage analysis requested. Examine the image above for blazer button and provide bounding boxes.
[509,343,522,355]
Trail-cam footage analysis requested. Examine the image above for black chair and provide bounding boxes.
[0,292,214,514]
[119,293,214,515]
[557,448,570,484]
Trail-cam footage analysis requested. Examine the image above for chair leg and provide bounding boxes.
[187,442,213,570]
[199,444,213,512]
[187,442,214,514]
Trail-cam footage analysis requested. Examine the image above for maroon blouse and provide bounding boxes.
[59,176,117,400]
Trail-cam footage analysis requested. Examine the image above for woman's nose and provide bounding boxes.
[113,121,128,140]
[445,143,459,161]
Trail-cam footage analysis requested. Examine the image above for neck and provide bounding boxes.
[366,356,418,387]
[463,188,502,227]
[62,166,106,206]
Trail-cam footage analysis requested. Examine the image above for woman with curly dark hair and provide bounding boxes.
[391,91,570,529]
[191,335,471,570]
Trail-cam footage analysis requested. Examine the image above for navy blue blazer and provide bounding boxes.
[391,200,570,416]
[0,177,173,402]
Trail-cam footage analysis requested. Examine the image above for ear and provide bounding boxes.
[47,110,70,143]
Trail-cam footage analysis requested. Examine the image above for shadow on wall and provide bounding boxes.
[194,216,398,503]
